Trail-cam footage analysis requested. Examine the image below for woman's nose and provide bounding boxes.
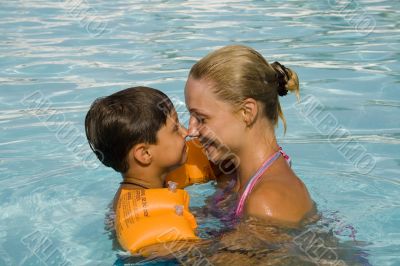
[188,116,200,137]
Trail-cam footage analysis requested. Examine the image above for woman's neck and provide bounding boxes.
[236,122,279,193]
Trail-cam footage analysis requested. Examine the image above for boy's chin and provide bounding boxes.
[168,152,188,172]
[167,161,185,173]
[181,144,189,163]
[178,152,188,166]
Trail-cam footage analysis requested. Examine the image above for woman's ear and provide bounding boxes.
[129,143,152,166]
[241,98,258,126]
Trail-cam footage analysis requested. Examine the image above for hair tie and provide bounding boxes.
[271,61,289,97]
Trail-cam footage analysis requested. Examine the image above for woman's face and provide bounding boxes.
[185,76,245,163]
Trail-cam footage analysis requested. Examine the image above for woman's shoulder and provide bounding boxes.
[245,172,313,225]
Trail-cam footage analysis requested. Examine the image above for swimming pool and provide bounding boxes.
[0,0,399,265]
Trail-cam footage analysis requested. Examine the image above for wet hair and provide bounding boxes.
[85,86,174,173]
[189,45,299,132]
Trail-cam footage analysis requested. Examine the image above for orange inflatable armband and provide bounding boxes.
[165,139,216,188]
[115,186,198,255]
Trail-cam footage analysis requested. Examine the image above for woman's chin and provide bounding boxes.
[205,145,224,163]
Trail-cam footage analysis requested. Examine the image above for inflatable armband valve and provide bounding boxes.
[168,181,177,192]
[175,205,184,216]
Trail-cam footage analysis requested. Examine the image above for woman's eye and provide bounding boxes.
[196,115,205,124]
[189,114,206,126]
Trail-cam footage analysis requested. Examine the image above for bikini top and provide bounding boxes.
[235,148,291,217]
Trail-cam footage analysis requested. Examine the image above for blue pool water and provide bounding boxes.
[1,0,399,265]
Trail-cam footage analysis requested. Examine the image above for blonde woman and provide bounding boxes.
[185,45,315,227]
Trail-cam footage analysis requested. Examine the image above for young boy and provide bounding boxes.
[85,86,188,189]
[85,86,204,256]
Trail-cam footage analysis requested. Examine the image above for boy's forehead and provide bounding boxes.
[164,110,179,127]
[169,110,178,120]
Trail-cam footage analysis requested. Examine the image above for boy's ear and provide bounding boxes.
[241,98,258,126]
[130,143,152,165]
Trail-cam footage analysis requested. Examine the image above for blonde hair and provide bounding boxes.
[189,45,299,133]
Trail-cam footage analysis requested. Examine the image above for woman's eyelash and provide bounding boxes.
[195,115,205,122]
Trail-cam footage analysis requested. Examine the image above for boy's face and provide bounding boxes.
[150,111,188,172]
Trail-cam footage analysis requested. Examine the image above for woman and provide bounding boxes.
[185,45,314,226]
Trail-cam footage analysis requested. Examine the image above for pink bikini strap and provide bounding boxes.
[279,147,291,166]
[235,147,291,217]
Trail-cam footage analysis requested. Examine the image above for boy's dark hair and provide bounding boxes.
[85,86,174,173]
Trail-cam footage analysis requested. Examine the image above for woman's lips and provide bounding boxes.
[206,145,217,155]
[203,141,218,156]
